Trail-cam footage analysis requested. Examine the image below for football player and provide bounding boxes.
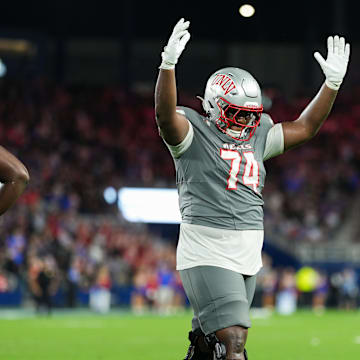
[0,146,29,215]
[155,18,350,360]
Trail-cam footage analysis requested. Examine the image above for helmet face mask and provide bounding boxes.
[202,67,263,141]
[216,97,262,141]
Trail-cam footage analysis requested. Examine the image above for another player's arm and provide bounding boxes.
[0,146,29,215]
[155,18,190,146]
[282,36,350,151]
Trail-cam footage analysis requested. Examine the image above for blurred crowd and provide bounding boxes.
[0,77,360,311]
[255,254,359,314]
[263,86,360,244]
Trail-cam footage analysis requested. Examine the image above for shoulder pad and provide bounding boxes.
[261,113,274,126]
[176,106,205,125]
[176,107,186,116]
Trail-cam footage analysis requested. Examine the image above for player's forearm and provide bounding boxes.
[0,146,29,215]
[297,83,337,137]
[0,177,28,215]
[154,69,178,127]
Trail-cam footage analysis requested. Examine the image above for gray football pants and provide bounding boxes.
[180,265,257,335]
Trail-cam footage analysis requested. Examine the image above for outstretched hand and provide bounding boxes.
[314,35,350,90]
[159,18,191,70]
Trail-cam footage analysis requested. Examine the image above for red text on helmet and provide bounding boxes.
[211,74,236,95]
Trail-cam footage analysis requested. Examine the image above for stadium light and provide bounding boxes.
[239,4,255,18]
[103,186,117,204]
[0,59,7,77]
[117,187,181,224]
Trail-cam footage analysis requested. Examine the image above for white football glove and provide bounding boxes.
[314,35,350,90]
[159,18,191,70]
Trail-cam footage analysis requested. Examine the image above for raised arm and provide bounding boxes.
[282,35,350,151]
[0,146,29,215]
[155,18,190,146]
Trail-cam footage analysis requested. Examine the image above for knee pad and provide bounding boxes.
[184,328,212,360]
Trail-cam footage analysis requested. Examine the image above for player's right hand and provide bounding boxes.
[159,18,191,70]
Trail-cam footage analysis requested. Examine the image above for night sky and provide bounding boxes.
[0,0,355,43]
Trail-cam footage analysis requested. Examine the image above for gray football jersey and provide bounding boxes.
[172,106,274,230]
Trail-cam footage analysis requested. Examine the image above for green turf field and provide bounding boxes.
[0,309,359,359]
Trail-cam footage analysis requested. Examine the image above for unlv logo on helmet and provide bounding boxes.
[211,74,236,95]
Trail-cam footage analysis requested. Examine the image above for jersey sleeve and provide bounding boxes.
[160,107,195,159]
[263,123,284,161]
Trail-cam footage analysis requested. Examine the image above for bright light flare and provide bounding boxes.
[0,59,7,77]
[239,4,255,18]
[118,187,181,224]
[103,187,117,204]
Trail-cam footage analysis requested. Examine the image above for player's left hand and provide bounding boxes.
[314,35,350,90]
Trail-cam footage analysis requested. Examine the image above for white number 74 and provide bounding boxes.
[220,149,259,192]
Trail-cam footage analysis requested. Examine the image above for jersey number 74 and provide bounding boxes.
[220,149,259,192]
